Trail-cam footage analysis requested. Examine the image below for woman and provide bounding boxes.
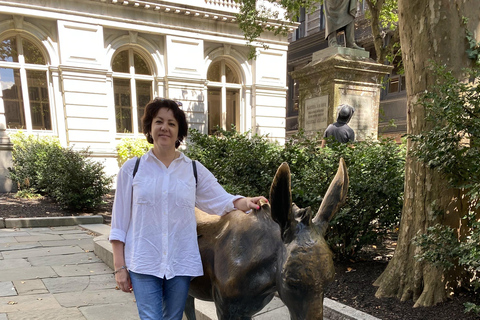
[109,98,267,320]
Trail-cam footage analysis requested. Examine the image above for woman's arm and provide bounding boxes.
[111,240,132,293]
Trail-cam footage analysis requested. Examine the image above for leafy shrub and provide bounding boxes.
[8,132,113,210]
[282,131,406,258]
[116,137,151,167]
[413,212,480,315]
[186,128,405,259]
[8,132,62,193]
[186,128,282,196]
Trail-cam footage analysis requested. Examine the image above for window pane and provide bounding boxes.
[207,61,221,82]
[27,70,51,130]
[225,64,239,84]
[136,80,152,130]
[1,68,25,129]
[23,39,45,65]
[134,53,151,75]
[112,51,129,73]
[114,78,132,133]
[388,78,400,93]
[208,88,221,135]
[0,37,19,62]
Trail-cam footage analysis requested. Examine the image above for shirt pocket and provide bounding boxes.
[132,178,155,206]
[175,179,195,209]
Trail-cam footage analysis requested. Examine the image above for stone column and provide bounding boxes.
[0,90,14,193]
[291,47,392,141]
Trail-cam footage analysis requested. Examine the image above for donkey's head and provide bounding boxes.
[270,159,348,320]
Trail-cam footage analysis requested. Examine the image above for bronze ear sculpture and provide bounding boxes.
[186,159,349,320]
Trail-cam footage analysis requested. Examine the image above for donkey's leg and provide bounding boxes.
[184,295,196,320]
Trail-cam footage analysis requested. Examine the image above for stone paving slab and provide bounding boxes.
[0,313,6,320]
[80,224,111,236]
[14,234,64,243]
[6,307,86,320]
[1,245,84,259]
[5,216,103,228]
[39,238,94,251]
[24,227,89,235]
[0,258,31,269]
[28,252,99,266]
[0,237,17,244]
[0,293,62,313]
[13,280,48,295]
[0,231,30,238]
[80,302,140,320]
[0,242,41,252]
[0,266,58,282]
[254,305,290,320]
[53,288,136,308]
[43,274,116,294]
[61,233,95,240]
[51,261,113,277]
[0,282,16,297]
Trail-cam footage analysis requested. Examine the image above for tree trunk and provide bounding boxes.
[374,0,479,307]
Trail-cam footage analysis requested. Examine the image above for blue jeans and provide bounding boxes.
[129,271,191,320]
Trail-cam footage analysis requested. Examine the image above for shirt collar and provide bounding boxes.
[145,149,190,163]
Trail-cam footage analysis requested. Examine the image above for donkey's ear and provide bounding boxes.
[269,162,295,242]
[312,158,349,236]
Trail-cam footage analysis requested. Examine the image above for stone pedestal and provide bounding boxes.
[291,47,392,141]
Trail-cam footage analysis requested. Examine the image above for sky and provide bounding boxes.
[0,68,15,91]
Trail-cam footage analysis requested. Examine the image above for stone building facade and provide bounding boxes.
[0,0,290,191]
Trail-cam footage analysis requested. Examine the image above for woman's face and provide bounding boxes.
[150,107,179,149]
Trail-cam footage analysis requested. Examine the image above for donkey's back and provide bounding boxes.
[187,203,282,320]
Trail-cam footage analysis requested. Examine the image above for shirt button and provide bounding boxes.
[163,251,166,255]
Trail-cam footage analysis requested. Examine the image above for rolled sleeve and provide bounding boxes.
[109,158,135,243]
[194,161,244,215]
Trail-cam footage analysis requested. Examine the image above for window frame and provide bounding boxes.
[0,34,52,132]
[111,48,155,136]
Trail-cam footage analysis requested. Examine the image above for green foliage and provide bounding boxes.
[8,132,113,210]
[116,137,151,167]
[14,189,42,199]
[283,131,406,257]
[186,128,282,196]
[8,132,62,193]
[463,17,480,65]
[235,0,319,59]
[409,64,480,204]
[186,129,405,259]
[413,212,480,313]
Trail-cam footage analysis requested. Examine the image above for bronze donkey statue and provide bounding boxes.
[185,159,349,320]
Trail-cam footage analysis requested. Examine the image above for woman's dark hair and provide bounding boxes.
[141,98,188,148]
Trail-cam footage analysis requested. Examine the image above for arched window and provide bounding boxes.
[207,59,241,135]
[0,35,51,130]
[112,49,154,133]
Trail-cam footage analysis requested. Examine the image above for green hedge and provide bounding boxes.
[113,129,405,259]
[185,128,405,259]
[8,132,113,210]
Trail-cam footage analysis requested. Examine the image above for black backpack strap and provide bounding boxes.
[133,157,141,178]
[192,160,198,186]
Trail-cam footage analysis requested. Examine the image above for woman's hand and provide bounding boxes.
[115,268,132,293]
[234,196,268,211]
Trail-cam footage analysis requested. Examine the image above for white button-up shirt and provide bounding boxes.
[109,150,242,279]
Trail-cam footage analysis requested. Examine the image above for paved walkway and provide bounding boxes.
[0,222,380,320]
[0,225,139,320]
